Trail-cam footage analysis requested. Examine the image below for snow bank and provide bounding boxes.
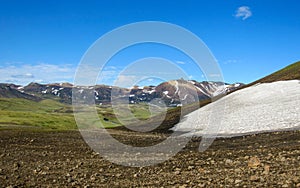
[173,80,300,137]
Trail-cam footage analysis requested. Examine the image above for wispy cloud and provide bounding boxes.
[209,74,221,78]
[223,59,238,65]
[98,71,119,85]
[0,62,76,85]
[114,75,140,88]
[11,73,34,79]
[176,61,186,65]
[103,66,118,71]
[235,6,252,20]
[147,78,154,82]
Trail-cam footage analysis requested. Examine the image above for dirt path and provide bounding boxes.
[0,128,299,187]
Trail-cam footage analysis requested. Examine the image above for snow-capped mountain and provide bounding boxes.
[152,79,244,106]
[9,79,244,105]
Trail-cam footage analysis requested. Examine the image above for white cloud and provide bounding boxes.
[96,66,125,86]
[114,75,140,88]
[235,6,252,20]
[176,61,186,65]
[11,73,34,79]
[103,66,118,71]
[209,74,221,78]
[97,70,119,85]
[0,62,76,85]
[147,78,154,82]
[223,59,238,65]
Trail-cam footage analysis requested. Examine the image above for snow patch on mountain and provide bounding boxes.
[173,80,300,137]
[174,80,179,94]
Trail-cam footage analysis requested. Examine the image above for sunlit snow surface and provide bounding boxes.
[173,80,300,137]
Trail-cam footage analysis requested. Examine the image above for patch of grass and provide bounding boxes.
[95,103,164,128]
[129,103,154,120]
[0,98,65,112]
[0,98,171,130]
[0,96,209,131]
[113,100,210,133]
[0,98,76,130]
[0,110,76,130]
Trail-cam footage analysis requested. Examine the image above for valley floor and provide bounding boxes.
[0,128,300,187]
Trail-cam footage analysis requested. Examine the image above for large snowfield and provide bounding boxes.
[173,80,300,137]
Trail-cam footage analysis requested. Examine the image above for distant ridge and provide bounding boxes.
[0,83,40,101]
[0,80,243,105]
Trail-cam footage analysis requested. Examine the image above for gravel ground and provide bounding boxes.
[0,128,300,187]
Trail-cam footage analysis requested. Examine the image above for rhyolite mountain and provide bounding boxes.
[0,80,244,106]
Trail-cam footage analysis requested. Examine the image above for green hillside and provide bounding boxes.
[250,61,300,85]
[0,98,65,112]
[0,98,76,130]
[0,98,167,130]
[226,61,300,95]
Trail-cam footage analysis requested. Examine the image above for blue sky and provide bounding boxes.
[1,0,300,86]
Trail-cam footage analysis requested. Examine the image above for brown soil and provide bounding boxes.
[0,128,300,187]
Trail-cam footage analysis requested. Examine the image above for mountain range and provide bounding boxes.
[0,79,244,106]
[0,60,299,132]
[1,61,299,107]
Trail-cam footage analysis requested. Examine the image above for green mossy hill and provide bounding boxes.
[251,61,300,85]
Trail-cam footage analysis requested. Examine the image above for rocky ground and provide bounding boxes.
[0,128,300,187]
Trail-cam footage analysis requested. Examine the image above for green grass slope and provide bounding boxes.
[250,61,300,85]
[226,61,300,95]
[0,98,65,112]
[0,98,76,130]
[0,98,169,130]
